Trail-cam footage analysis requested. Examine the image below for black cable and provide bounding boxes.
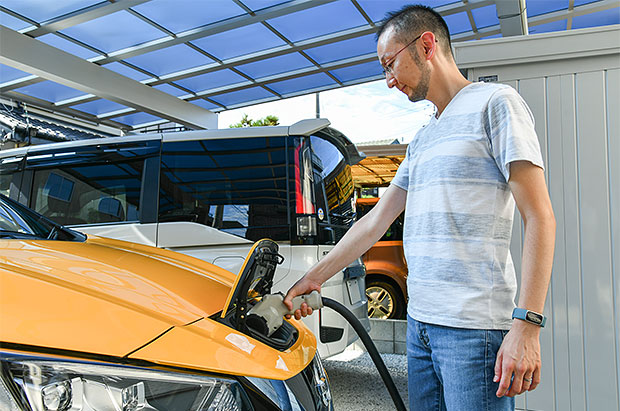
[321,297,407,411]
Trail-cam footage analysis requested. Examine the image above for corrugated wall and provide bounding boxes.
[456,27,619,411]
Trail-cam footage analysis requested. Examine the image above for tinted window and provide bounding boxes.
[27,142,157,226]
[310,136,354,242]
[160,136,294,241]
[0,156,23,198]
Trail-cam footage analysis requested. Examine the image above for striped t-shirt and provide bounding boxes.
[391,82,544,330]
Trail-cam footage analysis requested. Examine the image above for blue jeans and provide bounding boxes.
[407,316,515,411]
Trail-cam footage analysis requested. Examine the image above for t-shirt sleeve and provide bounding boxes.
[484,87,544,182]
[390,142,410,191]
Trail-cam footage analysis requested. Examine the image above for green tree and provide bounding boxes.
[229,114,279,128]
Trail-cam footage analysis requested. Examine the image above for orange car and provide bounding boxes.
[0,194,332,411]
[357,197,407,320]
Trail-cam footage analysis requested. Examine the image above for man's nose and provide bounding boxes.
[385,73,397,88]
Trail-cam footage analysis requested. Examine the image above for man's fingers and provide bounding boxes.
[493,351,503,383]
[496,361,514,397]
[529,368,541,391]
[283,287,300,311]
[507,364,528,396]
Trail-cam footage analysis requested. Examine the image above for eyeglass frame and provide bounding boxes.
[381,32,425,77]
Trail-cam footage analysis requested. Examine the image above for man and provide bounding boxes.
[284,5,555,410]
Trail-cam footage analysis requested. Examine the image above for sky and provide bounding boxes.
[217,79,436,145]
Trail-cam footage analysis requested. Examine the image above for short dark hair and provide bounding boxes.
[376,4,453,58]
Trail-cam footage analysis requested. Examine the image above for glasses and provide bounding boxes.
[381,33,424,77]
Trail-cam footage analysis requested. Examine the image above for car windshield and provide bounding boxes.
[0,194,84,241]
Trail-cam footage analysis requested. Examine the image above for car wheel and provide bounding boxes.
[365,280,404,320]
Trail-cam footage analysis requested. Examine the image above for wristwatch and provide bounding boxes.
[512,308,546,327]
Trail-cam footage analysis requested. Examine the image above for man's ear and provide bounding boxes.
[420,31,437,60]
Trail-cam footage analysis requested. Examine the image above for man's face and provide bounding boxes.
[377,27,431,102]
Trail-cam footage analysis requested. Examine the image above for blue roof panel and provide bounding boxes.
[175,69,248,93]
[236,53,313,79]
[153,83,188,97]
[0,0,102,23]
[190,99,221,110]
[0,64,33,83]
[526,0,568,17]
[471,5,499,29]
[529,19,567,35]
[125,44,213,77]
[38,33,98,59]
[242,0,290,11]
[443,11,472,35]
[71,99,128,116]
[357,0,459,23]
[267,2,367,42]
[61,10,168,53]
[111,112,162,126]
[103,62,151,81]
[304,34,377,65]
[573,7,620,29]
[14,81,86,103]
[191,23,286,61]
[132,0,245,34]
[329,61,383,83]
[267,73,335,95]
[209,87,275,107]
[0,11,32,31]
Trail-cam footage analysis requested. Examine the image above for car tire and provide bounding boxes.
[365,279,404,320]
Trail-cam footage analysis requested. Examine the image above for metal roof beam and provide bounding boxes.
[0,25,217,129]
[22,0,150,37]
[91,0,337,65]
[96,51,379,120]
[496,0,528,37]
[149,24,378,85]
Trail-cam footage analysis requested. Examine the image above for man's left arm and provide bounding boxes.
[494,160,556,398]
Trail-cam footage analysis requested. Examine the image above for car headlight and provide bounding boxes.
[308,354,331,409]
[243,353,332,411]
[1,353,253,411]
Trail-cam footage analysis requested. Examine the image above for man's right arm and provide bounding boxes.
[283,184,407,318]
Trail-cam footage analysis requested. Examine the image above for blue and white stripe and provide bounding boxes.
[392,82,544,330]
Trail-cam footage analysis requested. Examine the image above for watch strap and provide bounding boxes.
[512,307,546,327]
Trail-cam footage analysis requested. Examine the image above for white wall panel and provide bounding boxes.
[607,68,620,405]
[546,74,572,411]
[576,70,617,411]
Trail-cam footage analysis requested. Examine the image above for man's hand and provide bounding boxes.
[283,276,322,320]
[494,320,542,397]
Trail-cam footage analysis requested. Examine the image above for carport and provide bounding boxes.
[1,1,619,410]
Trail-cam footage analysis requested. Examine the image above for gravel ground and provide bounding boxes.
[323,349,408,411]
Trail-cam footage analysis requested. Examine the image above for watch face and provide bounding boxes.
[526,311,543,324]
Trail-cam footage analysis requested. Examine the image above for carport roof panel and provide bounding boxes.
[0,0,618,132]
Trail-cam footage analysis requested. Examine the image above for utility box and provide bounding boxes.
[455,25,620,411]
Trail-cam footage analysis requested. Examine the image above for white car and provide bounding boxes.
[0,118,369,358]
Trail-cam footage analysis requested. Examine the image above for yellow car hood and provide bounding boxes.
[0,236,315,379]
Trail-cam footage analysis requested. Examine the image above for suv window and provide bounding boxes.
[26,142,157,226]
[0,156,23,198]
[159,136,293,241]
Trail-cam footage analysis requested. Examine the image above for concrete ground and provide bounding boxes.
[323,346,408,411]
